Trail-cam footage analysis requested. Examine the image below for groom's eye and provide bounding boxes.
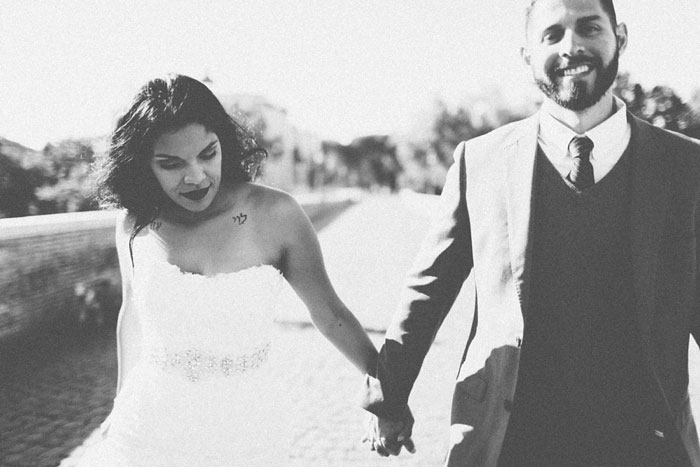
[541,27,563,44]
[578,23,601,36]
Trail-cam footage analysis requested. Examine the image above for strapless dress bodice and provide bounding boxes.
[77,255,292,467]
[133,260,283,380]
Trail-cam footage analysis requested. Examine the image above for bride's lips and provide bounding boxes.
[181,185,211,201]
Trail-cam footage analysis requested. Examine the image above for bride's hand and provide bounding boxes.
[361,410,415,457]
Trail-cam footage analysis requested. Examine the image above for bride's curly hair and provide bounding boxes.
[92,74,266,255]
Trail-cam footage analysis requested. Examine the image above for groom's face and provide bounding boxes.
[521,0,627,111]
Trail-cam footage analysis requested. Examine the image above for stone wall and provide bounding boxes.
[0,211,118,341]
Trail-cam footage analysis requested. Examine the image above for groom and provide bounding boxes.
[361,0,700,465]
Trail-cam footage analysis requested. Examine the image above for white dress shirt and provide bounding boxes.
[538,97,631,184]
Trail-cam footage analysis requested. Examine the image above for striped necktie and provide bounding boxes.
[567,135,594,189]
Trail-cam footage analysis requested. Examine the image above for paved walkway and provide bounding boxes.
[0,326,117,467]
[274,192,474,466]
[2,192,700,467]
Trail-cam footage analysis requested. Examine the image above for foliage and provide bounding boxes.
[33,139,99,214]
[411,77,700,195]
[614,72,700,139]
[320,136,400,191]
[2,76,699,217]
[0,152,37,217]
[228,104,284,161]
[0,137,99,218]
[350,135,401,191]
[74,275,121,328]
[402,94,537,194]
[431,104,485,166]
[430,93,536,167]
[398,145,447,195]
[34,162,96,214]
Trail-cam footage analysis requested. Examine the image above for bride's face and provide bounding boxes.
[150,123,222,213]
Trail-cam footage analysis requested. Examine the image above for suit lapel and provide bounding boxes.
[506,114,540,320]
[628,114,669,338]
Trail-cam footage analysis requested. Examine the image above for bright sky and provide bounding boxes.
[1,0,698,149]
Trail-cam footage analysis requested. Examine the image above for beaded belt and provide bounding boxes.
[150,343,271,382]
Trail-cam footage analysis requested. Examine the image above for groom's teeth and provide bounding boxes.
[563,65,590,76]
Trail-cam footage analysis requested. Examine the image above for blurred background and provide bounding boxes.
[1,0,699,215]
[1,1,699,466]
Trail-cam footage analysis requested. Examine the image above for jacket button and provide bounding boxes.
[504,399,513,412]
[653,429,665,438]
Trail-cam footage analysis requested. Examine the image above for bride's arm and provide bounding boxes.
[274,194,378,375]
[114,210,142,394]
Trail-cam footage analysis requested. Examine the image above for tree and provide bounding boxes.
[614,72,700,139]
[33,138,99,214]
[0,152,37,217]
[349,135,401,191]
[318,136,401,190]
[226,103,284,161]
[429,93,535,167]
[430,102,485,166]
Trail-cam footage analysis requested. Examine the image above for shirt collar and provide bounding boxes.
[539,96,629,163]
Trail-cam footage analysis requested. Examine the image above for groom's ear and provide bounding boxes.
[520,47,531,66]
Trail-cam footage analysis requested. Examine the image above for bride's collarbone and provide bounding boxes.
[153,211,255,244]
[146,207,282,274]
[151,232,279,277]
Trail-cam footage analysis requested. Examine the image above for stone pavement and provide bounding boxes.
[3,192,700,467]
[273,192,475,466]
[0,325,118,467]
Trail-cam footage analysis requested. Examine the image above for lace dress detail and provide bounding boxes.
[77,253,291,467]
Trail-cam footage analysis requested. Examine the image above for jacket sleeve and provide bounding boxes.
[694,187,700,350]
[692,137,700,350]
[362,141,475,420]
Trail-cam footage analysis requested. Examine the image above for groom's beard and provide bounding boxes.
[535,47,620,111]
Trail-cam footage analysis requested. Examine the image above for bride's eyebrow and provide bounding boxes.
[199,140,219,154]
[153,140,219,160]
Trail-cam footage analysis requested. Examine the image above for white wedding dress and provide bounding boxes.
[77,248,292,466]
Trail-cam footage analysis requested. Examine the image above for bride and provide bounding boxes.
[77,74,378,466]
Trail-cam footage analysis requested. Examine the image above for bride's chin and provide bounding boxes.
[162,192,230,223]
[158,201,207,224]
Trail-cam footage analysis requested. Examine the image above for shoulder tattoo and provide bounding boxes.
[232,212,248,225]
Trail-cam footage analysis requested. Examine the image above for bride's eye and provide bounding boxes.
[158,160,182,170]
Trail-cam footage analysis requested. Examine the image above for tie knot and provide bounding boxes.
[568,135,594,160]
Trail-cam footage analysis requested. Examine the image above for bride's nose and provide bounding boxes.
[183,163,205,185]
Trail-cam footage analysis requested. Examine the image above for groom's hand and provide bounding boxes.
[361,407,415,457]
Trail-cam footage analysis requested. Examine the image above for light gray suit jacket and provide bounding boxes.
[363,112,700,466]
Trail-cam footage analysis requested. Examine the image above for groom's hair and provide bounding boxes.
[525,0,617,31]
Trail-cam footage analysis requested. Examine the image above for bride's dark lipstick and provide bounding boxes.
[181,185,210,201]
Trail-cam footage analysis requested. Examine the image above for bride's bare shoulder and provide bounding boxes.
[115,209,135,237]
[243,184,307,227]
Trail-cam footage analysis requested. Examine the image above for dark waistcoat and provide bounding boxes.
[498,145,674,467]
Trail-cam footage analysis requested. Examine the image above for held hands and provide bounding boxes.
[361,407,416,457]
